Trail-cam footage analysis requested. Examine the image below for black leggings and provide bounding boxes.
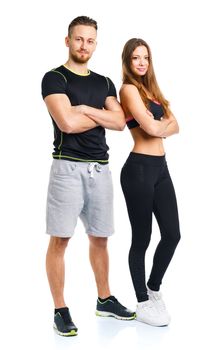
[120,152,181,302]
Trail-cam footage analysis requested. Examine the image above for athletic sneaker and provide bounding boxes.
[54,307,78,336]
[147,287,170,325]
[96,296,136,320]
[136,299,169,326]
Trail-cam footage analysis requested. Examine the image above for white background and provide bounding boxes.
[1,0,220,349]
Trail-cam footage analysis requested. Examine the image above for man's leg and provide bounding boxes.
[46,236,70,308]
[88,235,111,298]
[88,234,135,320]
[45,159,82,336]
[46,236,77,336]
[81,165,135,319]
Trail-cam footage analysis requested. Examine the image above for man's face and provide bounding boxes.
[66,25,97,64]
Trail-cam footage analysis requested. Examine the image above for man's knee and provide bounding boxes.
[89,235,108,249]
[48,236,70,253]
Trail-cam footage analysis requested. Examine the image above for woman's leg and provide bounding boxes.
[147,164,181,291]
[121,161,155,302]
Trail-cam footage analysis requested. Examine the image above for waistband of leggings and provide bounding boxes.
[126,152,166,166]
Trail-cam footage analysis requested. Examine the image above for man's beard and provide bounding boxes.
[70,52,90,64]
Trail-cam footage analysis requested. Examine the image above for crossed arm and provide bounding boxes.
[74,96,125,131]
[119,84,179,138]
[44,93,125,134]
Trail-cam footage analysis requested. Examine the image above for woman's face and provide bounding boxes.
[130,45,149,76]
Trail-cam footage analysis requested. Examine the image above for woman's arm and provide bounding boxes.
[119,84,172,137]
[159,113,179,137]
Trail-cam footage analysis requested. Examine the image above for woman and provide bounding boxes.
[120,38,181,326]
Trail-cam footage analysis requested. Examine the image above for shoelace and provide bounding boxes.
[109,296,117,302]
[150,294,166,311]
[150,292,162,301]
[61,311,74,325]
[108,297,128,311]
[140,300,154,309]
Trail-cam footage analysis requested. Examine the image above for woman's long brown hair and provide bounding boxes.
[122,38,171,116]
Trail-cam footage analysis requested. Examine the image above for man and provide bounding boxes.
[41,16,135,337]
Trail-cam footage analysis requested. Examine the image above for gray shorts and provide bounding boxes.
[46,159,114,237]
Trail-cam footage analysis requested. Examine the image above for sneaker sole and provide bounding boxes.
[53,324,78,336]
[136,315,169,327]
[96,310,136,320]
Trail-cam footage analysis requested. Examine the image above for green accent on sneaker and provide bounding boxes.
[53,323,78,337]
[97,299,114,305]
[96,296,136,320]
[95,310,136,320]
[54,310,78,336]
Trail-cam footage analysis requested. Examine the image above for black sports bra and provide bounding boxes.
[126,100,164,129]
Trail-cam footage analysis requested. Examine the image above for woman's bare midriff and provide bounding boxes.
[130,127,165,156]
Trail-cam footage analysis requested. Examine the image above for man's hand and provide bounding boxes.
[74,104,88,114]
[44,94,98,133]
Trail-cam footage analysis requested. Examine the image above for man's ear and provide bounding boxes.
[65,36,70,48]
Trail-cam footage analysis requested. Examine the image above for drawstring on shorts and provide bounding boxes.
[87,163,102,178]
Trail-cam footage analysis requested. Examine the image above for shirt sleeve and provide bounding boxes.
[41,70,67,99]
[106,77,117,98]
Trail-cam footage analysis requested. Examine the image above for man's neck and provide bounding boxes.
[64,59,89,75]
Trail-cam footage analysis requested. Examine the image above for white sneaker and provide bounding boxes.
[147,287,171,325]
[136,299,169,326]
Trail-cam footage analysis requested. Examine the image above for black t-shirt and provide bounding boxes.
[41,65,117,162]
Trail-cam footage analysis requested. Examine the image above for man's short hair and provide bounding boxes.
[68,16,98,37]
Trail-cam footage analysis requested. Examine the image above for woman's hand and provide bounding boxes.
[146,110,154,118]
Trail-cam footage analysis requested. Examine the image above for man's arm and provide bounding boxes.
[75,96,126,131]
[44,94,98,134]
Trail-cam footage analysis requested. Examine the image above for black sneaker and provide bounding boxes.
[54,307,78,336]
[96,296,136,320]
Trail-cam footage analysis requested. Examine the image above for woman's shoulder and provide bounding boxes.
[120,83,139,96]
